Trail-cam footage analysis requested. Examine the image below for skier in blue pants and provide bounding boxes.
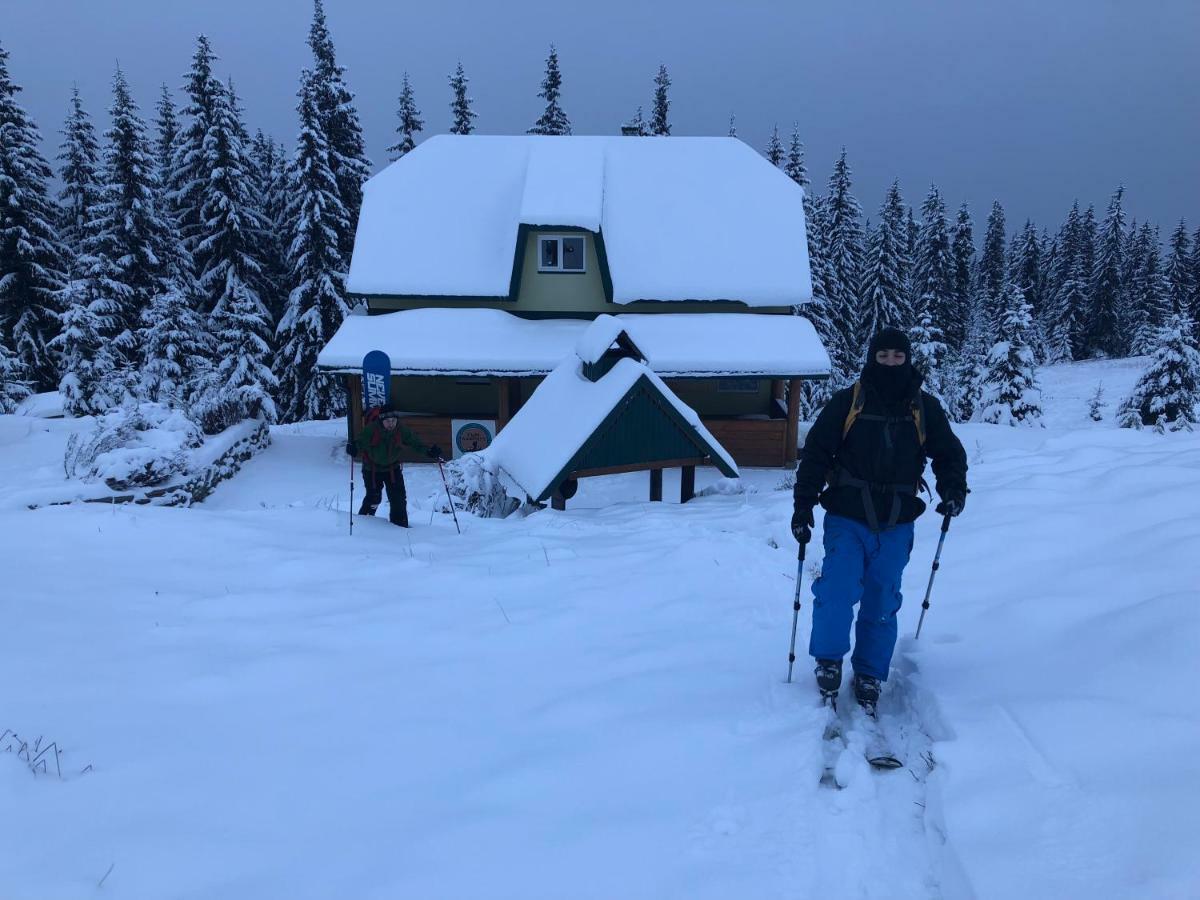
[791,328,968,712]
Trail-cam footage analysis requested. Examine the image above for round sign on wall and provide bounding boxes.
[455,421,493,455]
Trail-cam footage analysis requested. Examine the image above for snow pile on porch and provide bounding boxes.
[317,307,830,378]
[481,353,738,503]
[348,135,812,306]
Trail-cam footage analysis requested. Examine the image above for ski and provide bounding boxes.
[819,694,846,788]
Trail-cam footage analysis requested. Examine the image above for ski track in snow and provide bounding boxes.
[2,358,1199,898]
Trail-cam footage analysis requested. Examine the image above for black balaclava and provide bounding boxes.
[862,327,915,403]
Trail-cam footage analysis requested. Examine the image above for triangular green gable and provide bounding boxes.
[538,373,737,501]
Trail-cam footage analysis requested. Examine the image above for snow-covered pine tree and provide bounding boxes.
[386,72,423,161]
[89,66,176,365]
[307,0,371,265]
[727,113,736,138]
[138,281,210,407]
[1127,223,1169,356]
[249,131,290,334]
[1008,219,1047,360]
[910,298,949,401]
[948,203,975,354]
[1044,202,1086,363]
[528,45,571,135]
[0,335,31,413]
[823,149,866,379]
[153,84,178,192]
[1088,383,1104,421]
[784,126,805,184]
[189,80,276,431]
[1164,220,1193,321]
[275,69,350,423]
[912,184,955,350]
[623,105,648,136]
[1087,186,1128,358]
[977,200,1008,345]
[979,280,1042,426]
[1191,224,1200,327]
[650,65,671,136]
[448,62,476,135]
[859,180,909,344]
[0,39,68,391]
[764,125,783,167]
[169,35,223,261]
[51,262,124,416]
[1117,313,1200,430]
[56,86,102,260]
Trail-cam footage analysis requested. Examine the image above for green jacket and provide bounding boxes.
[357,419,426,471]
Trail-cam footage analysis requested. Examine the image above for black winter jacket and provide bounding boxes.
[793,371,968,528]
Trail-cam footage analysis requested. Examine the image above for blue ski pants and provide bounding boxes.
[809,513,915,681]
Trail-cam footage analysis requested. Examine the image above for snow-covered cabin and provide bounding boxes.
[317,135,831,467]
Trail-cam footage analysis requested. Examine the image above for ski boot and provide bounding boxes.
[852,673,882,717]
[814,658,843,708]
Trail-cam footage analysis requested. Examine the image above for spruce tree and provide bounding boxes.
[784,126,805,185]
[56,86,102,260]
[913,184,955,349]
[386,72,423,160]
[275,70,350,423]
[170,35,222,259]
[138,282,210,407]
[0,39,68,391]
[153,84,178,192]
[249,131,290,332]
[822,149,865,377]
[980,280,1042,426]
[1009,220,1044,319]
[1044,202,1086,363]
[528,45,571,135]
[89,67,176,362]
[764,125,783,167]
[650,65,671,136]
[1191,224,1200,326]
[948,203,975,353]
[0,335,31,413]
[1164,220,1193,320]
[51,264,124,416]
[977,201,1008,343]
[910,299,949,401]
[727,113,736,138]
[307,0,371,265]
[448,62,476,135]
[1087,186,1128,358]
[189,80,275,430]
[1117,314,1200,430]
[624,105,648,136]
[859,181,909,344]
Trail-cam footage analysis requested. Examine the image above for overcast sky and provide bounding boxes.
[5,0,1198,234]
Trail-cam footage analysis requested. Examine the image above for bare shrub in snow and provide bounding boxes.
[428,453,520,519]
[64,401,203,490]
[775,470,797,492]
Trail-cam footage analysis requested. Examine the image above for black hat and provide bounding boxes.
[868,327,912,360]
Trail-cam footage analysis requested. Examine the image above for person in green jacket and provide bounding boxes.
[356,405,441,527]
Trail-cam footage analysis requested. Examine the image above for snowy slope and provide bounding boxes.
[1,358,1198,899]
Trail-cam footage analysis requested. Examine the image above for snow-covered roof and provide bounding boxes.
[316,308,831,378]
[347,135,812,307]
[482,354,738,502]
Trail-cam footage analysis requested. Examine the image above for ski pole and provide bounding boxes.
[915,513,952,640]
[786,539,807,683]
[349,455,355,536]
[436,457,461,534]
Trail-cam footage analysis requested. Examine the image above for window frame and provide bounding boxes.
[537,234,587,274]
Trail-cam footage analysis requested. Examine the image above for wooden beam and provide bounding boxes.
[551,492,566,511]
[785,378,802,466]
[680,465,696,504]
[571,457,707,479]
[649,468,663,502]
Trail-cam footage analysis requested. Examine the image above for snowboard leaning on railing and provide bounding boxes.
[792,370,968,532]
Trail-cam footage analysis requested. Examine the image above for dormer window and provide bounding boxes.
[538,234,586,273]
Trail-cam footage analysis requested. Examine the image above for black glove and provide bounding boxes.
[791,503,815,543]
[936,490,966,518]
[425,444,443,460]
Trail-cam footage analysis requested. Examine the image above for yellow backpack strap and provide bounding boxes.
[842,380,865,440]
[911,394,927,446]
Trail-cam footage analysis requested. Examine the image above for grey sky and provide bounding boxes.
[5,0,1198,234]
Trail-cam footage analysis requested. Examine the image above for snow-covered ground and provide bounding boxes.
[2,357,1198,899]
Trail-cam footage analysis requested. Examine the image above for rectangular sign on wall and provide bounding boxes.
[450,419,496,459]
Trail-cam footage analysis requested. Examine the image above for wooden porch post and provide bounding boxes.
[497,376,512,431]
[785,378,802,466]
[551,491,566,511]
[680,465,696,504]
[649,468,663,502]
